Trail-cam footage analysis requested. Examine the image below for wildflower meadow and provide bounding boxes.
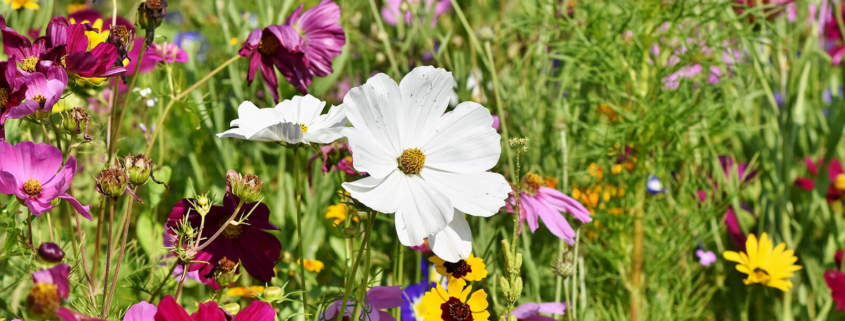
[1,0,844,320]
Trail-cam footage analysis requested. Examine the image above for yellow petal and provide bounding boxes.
[429,255,445,266]
[472,311,491,321]
[447,279,466,297]
[467,289,489,311]
[723,251,742,263]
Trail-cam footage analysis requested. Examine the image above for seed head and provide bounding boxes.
[123,154,153,185]
[96,165,129,199]
[226,170,263,203]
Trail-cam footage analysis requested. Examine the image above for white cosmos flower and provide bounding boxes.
[217,94,347,145]
[340,66,510,262]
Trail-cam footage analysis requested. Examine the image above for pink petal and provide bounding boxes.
[232,300,275,321]
[124,302,157,321]
[367,286,403,309]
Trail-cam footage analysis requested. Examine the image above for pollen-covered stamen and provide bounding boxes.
[299,123,309,133]
[440,297,473,321]
[258,34,281,55]
[23,178,42,197]
[221,219,243,239]
[21,57,39,73]
[60,55,67,68]
[443,259,472,279]
[219,256,237,273]
[522,172,544,195]
[399,148,425,174]
[146,0,162,10]
[0,88,9,106]
[32,94,47,107]
[26,283,60,317]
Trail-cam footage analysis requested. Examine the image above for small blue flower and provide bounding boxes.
[174,31,210,63]
[647,175,664,194]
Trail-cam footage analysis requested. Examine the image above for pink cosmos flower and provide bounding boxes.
[0,60,29,141]
[696,249,717,266]
[140,295,274,321]
[5,71,67,119]
[0,141,92,220]
[794,157,845,203]
[240,0,345,101]
[138,42,188,73]
[381,0,451,27]
[26,264,104,321]
[507,173,592,244]
[510,302,567,321]
[322,286,404,321]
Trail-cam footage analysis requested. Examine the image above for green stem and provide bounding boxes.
[105,188,138,313]
[110,41,149,158]
[293,147,310,316]
[336,212,374,321]
[101,198,116,318]
[367,0,401,77]
[350,212,376,321]
[148,261,179,301]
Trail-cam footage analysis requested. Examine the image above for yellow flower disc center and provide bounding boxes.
[27,283,60,315]
[753,267,771,285]
[299,123,308,133]
[32,94,46,107]
[523,172,544,194]
[258,34,281,55]
[23,178,42,197]
[440,297,472,321]
[835,174,845,191]
[21,57,38,73]
[221,221,243,239]
[399,148,425,174]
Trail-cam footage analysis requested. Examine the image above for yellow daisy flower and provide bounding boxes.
[723,232,802,292]
[226,285,265,297]
[429,253,488,282]
[298,259,325,273]
[421,279,489,321]
[325,203,347,226]
[6,0,39,10]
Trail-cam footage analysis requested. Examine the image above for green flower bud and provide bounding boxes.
[222,303,240,316]
[136,0,168,47]
[215,257,239,288]
[62,107,89,135]
[507,314,518,321]
[123,154,153,186]
[195,192,213,217]
[227,170,263,203]
[552,253,576,278]
[96,165,129,199]
[263,286,283,301]
[499,276,510,295]
[512,277,523,299]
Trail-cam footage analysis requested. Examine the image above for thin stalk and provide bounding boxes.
[106,80,120,163]
[195,200,245,252]
[101,198,116,318]
[293,147,309,316]
[105,188,138,313]
[92,197,107,282]
[74,208,98,309]
[144,55,241,157]
[148,261,179,301]
[629,188,645,321]
[26,215,34,252]
[109,41,149,159]
[366,0,401,77]
[350,212,376,321]
[40,121,52,145]
[46,212,54,242]
[174,263,188,300]
[336,213,375,321]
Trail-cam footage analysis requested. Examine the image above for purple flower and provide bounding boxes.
[507,173,592,244]
[45,17,126,80]
[696,249,717,266]
[511,302,567,321]
[150,295,275,321]
[166,193,281,282]
[283,0,346,79]
[0,15,51,75]
[0,60,29,141]
[381,0,451,27]
[6,71,67,119]
[27,264,104,321]
[0,141,92,220]
[323,286,404,321]
[646,175,664,194]
[138,42,188,73]
[401,260,435,321]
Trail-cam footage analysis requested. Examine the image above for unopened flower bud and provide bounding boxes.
[136,0,168,46]
[226,170,263,203]
[507,314,518,321]
[399,1,410,12]
[512,277,523,298]
[222,303,240,316]
[195,192,212,216]
[375,52,386,63]
[62,107,90,137]
[552,253,576,278]
[123,154,153,185]
[96,165,129,199]
[263,286,282,301]
[215,257,239,288]
[477,26,495,41]
[38,242,64,263]
[278,251,293,264]
[498,276,510,295]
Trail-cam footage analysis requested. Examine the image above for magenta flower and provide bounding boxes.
[240,0,345,101]
[148,295,275,321]
[5,71,67,119]
[139,42,188,73]
[27,264,104,321]
[794,157,845,203]
[45,17,125,80]
[0,60,29,141]
[507,174,592,244]
[0,15,51,75]
[696,249,717,266]
[510,302,567,321]
[825,251,845,311]
[166,193,281,282]
[381,0,451,27]
[322,286,404,321]
[0,141,92,220]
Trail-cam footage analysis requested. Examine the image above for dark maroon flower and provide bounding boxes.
[167,193,281,282]
[0,60,28,141]
[0,15,53,75]
[153,294,274,321]
[46,17,126,81]
[38,242,65,263]
[827,269,845,311]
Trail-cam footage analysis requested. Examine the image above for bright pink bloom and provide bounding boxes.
[152,295,275,321]
[696,249,717,266]
[381,0,451,27]
[507,185,592,245]
[139,42,188,73]
[28,264,104,321]
[794,157,845,203]
[826,270,845,311]
[0,15,52,74]
[284,0,346,78]
[45,17,126,79]
[323,286,403,321]
[0,141,92,220]
[6,71,67,119]
[510,302,567,321]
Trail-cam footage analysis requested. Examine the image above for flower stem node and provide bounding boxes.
[226,171,263,204]
[37,242,65,264]
[96,165,130,199]
[262,286,283,301]
[123,154,153,186]
[222,303,240,316]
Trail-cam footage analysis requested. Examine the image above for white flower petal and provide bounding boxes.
[428,211,473,263]
[341,127,398,178]
[342,73,404,156]
[303,127,344,145]
[341,169,404,214]
[308,104,347,132]
[394,174,453,247]
[216,128,247,140]
[276,94,325,125]
[398,66,455,147]
[218,101,285,142]
[423,102,501,173]
[269,122,305,144]
[420,168,510,217]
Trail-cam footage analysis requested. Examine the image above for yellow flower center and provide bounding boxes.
[0,88,9,106]
[21,57,38,73]
[60,55,67,68]
[299,123,308,133]
[399,148,425,174]
[523,172,544,194]
[27,283,60,316]
[32,94,46,107]
[440,297,472,321]
[23,178,42,197]
[835,174,845,191]
[258,34,281,55]
[221,221,243,239]
[753,267,771,285]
